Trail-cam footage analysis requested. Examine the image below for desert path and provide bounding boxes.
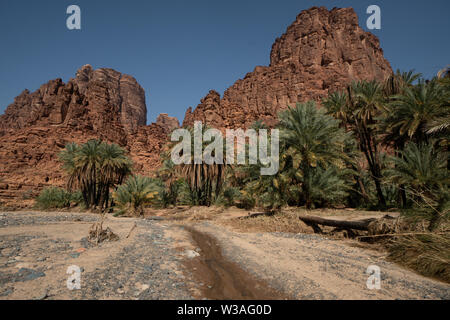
[0,211,448,300]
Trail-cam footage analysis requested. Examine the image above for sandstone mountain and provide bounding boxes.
[0,66,177,207]
[0,6,392,207]
[183,7,392,128]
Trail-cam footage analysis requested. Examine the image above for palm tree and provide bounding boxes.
[97,143,132,208]
[59,140,133,210]
[345,81,387,208]
[278,101,354,209]
[114,175,158,216]
[383,80,446,145]
[383,69,422,97]
[322,91,350,129]
[386,143,449,230]
[168,125,227,206]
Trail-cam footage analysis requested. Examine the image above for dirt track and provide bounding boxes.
[191,222,449,300]
[0,211,448,300]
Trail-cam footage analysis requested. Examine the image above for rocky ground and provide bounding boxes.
[0,211,193,300]
[193,222,450,300]
[0,210,448,300]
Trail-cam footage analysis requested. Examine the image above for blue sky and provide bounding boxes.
[0,0,449,124]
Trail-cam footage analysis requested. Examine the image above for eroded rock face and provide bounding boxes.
[183,7,392,129]
[156,113,180,134]
[0,66,170,208]
[0,7,394,207]
[0,65,147,135]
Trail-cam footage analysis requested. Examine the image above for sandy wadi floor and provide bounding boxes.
[0,209,448,300]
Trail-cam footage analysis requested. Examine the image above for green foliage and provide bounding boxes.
[166,125,227,206]
[215,187,241,208]
[237,103,355,211]
[382,79,448,144]
[59,140,132,210]
[35,187,82,210]
[152,71,448,225]
[385,142,449,230]
[113,175,159,216]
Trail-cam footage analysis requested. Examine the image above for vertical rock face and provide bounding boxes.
[183,7,393,129]
[0,65,161,208]
[0,64,147,135]
[0,6,394,208]
[156,113,180,134]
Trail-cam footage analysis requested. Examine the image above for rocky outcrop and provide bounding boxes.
[183,7,392,129]
[0,7,394,208]
[0,65,146,136]
[156,113,180,134]
[0,66,172,208]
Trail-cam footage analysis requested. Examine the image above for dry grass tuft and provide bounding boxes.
[220,211,312,234]
[387,233,450,283]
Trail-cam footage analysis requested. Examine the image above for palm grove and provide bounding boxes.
[37,70,449,232]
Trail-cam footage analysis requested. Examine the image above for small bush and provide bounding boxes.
[216,187,240,208]
[35,187,81,210]
[114,175,159,216]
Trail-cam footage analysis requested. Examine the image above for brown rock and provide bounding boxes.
[183,7,392,129]
[156,113,180,134]
[0,64,146,135]
[0,7,394,207]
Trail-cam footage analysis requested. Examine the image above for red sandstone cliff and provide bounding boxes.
[0,7,393,207]
[0,66,177,207]
[183,7,392,129]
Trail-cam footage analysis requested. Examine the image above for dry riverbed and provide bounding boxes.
[0,210,448,300]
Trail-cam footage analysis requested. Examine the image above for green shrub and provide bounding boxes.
[216,187,241,208]
[35,187,81,210]
[114,175,159,216]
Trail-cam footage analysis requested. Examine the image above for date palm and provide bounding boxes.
[347,80,387,208]
[386,143,449,230]
[59,140,132,210]
[383,69,422,97]
[169,125,227,206]
[114,175,158,216]
[278,101,354,209]
[384,80,446,145]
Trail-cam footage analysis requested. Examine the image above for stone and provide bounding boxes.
[156,113,180,134]
[15,268,46,282]
[183,7,392,130]
[185,250,200,259]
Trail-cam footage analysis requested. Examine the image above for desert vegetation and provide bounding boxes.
[35,69,448,281]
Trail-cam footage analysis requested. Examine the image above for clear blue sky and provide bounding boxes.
[0,0,449,124]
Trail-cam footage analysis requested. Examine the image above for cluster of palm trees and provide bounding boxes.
[59,140,132,210]
[162,70,448,229]
[159,125,227,207]
[52,69,448,228]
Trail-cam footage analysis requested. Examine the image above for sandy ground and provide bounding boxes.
[191,221,449,300]
[0,209,448,300]
[0,211,192,300]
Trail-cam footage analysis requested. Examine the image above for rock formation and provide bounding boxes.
[155,113,180,134]
[0,6,393,207]
[0,65,176,208]
[0,64,146,136]
[183,7,392,129]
